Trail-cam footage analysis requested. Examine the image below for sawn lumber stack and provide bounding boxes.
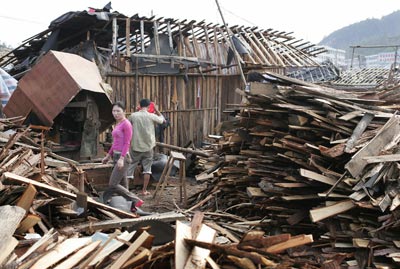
[189,72,400,268]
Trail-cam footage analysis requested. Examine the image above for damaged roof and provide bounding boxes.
[0,6,324,77]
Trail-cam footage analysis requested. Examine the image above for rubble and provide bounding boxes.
[188,71,400,268]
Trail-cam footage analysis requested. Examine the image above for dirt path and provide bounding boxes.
[130,177,206,214]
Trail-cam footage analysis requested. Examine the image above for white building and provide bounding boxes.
[365,50,399,68]
[314,45,346,68]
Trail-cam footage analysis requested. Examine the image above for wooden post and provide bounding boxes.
[29,125,50,175]
[76,192,88,217]
[215,0,247,86]
[112,17,118,55]
[125,18,131,111]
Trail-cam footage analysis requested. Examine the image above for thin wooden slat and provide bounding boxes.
[110,231,150,269]
[53,240,101,269]
[31,238,92,269]
[310,200,356,223]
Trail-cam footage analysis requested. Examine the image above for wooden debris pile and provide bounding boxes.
[188,73,400,268]
[0,120,184,268]
[0,114,356,268]
[2,203,186,269]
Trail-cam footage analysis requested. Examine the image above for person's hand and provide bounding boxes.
[153,103,161,115]
[102,154,110,164]
[117,157,124,169]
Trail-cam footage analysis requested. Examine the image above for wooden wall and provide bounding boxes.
[106,74,242,147]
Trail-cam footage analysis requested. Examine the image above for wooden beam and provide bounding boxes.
[156,142,210,157]
[4,172,138,219]
[69,212,185,233]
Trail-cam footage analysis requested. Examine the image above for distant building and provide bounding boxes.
[365,50,399,68]
[314,45,346,68]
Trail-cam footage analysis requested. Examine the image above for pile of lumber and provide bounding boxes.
[0,121,187,268]
[188,73,400,268]
[0,117,318,269]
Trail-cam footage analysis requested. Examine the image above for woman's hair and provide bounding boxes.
[113,101,126,110]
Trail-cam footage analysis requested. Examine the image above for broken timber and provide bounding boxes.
[3,172,137,218]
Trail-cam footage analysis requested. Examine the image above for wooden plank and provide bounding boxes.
[282,194,320,201]
[4,172,137,219]
[266,234,313,254]
[191,211,205,239]
[31,238,92,269]
[353,238,370,248]
[110,231,150,269]
[300,169,337,186]
[391,194,400,211]
[274,182,308,188]
[310,200,356,222]
[121,248,151,269]
[88,231,135,267]
[249,82,278,96]
[0,205,25,264]
[184,238,277,267]
[206,222,240,243]
[11,153,41,176]
[195,172,214,182]
[363,154,400,164]
[16,228,57,263]
[16,214,41,234]
[246,187,267,198]
[184,224,216,269]
[0,237,18,265]
[205,256,221,269]
[240,231,291,249]
[346,115,400,178]
[227,255,257,269]
[53,240,101,269]
[175,221,192,269]
[345,113,374,153]
[16,184,37,212]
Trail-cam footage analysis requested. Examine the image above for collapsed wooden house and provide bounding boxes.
[0,6,324,149]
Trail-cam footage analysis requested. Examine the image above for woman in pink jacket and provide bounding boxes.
[102,101,143,213]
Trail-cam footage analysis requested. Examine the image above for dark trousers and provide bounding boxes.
[103,152,140,204]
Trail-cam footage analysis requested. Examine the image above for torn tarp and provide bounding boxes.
[0,68,17,107]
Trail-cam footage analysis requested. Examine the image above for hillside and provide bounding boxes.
[319,10,400,56]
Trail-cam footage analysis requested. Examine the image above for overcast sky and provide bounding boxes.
[1,0,399,48]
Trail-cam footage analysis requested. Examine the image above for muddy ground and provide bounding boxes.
[129,177,207,214]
